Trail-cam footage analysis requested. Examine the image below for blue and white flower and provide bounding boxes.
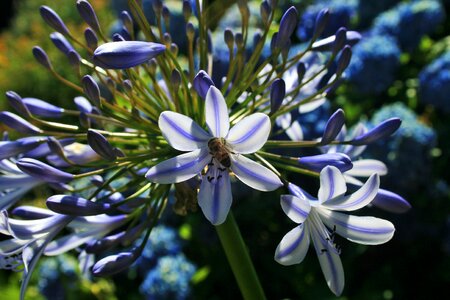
[275,166,394,296]
[146,86,282,225]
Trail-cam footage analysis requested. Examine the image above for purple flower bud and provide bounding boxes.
[120,11,133,32]
[275,6,298,48]
[260,1,271,25]
[16,158,74,183]
[320,109,345,144]
[85,231,125,254]
[92,249,138,276]
[312,31,361,51]
[224,28,234,49]
[350,118,402,145]
[270,78,286,114]
[84,28,98,50]
[371,188,411,213]
[0,112,42,134]
[67,50,81,68]
[296,62,306,83]
[253,32,262,50]
[46,195,111,216]
[298,153,353,172]
[32,46,52,69]
[93,41,166,69]
[332,27,347,54]
[193,70,215,99]
[24,138,75,158]
[87,129,117,161]
[171,69,181,88]
[50,32,74,55]
[12,206,56,219]
[312,9,329,41]
[0,137,44,160]
[76,0,101,33]
[40,6,70,36]
[6,91,31,117]
[82,75,101,107]
[336,45,352,75]
[22,97,64,118]
[47,136,66,159]
[186,22,195,40]
[74,96,93,113]
[182,0,192,20]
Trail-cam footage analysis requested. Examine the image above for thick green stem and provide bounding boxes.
[215,213,266,300]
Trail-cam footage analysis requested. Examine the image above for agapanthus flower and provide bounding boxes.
[275,166,395,295]
[146,85,282,225]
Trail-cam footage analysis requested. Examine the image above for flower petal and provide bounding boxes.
[309,218,345,296]
[323,174,379,211]
[318,209,395,245]
[345,159,387,177]
[230,155,282,191]
[227,113,271,154]
[158,111,211,151]
[145,149,211,184]
[205,86,229,137]
[275,223,310,265]
[318,166,347,204]
[198,171,232,225]
[280,195,311,224]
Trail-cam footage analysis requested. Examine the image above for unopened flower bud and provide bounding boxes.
[0,112,42,134]
[92,249,138,276]
[21,97,64,118]
[82,75,101,107]
[50,32,75,55]
[275,7,298,48]
[270,78,286,115]
[260,1,271,25]
[17,158,74,183]
[87,129,117,161]
[93,41,166,69]
[336,45,352,75]
[193,70,215,99]
[320,109,345,145]
[224,28,234,50]
[299,153,353,172]
[171,69,181,90]
[182,0,192,20]
[76,0,101,33]
[312,9,329,41]
[6,91,31,117]
[84,28,98,50]
[32,46,52,70]
[186,22,195,41]
[350,118,402,145]
[47,195,111,216]
[40,6,70,35]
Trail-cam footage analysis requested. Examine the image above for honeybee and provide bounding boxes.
[208,137,232,168]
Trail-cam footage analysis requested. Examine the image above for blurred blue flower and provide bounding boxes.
[419,52,450,112]
[357,0,401,28]
[139,254,196,300]
[365,102,436,194]
[347,34,400,94]
[372,0,445,52]
[38,255,78,300]
[297,0,358,42]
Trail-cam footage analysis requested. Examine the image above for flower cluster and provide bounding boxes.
[0,0,409,298]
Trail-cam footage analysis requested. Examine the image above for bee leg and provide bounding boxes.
[208,156,214,166]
